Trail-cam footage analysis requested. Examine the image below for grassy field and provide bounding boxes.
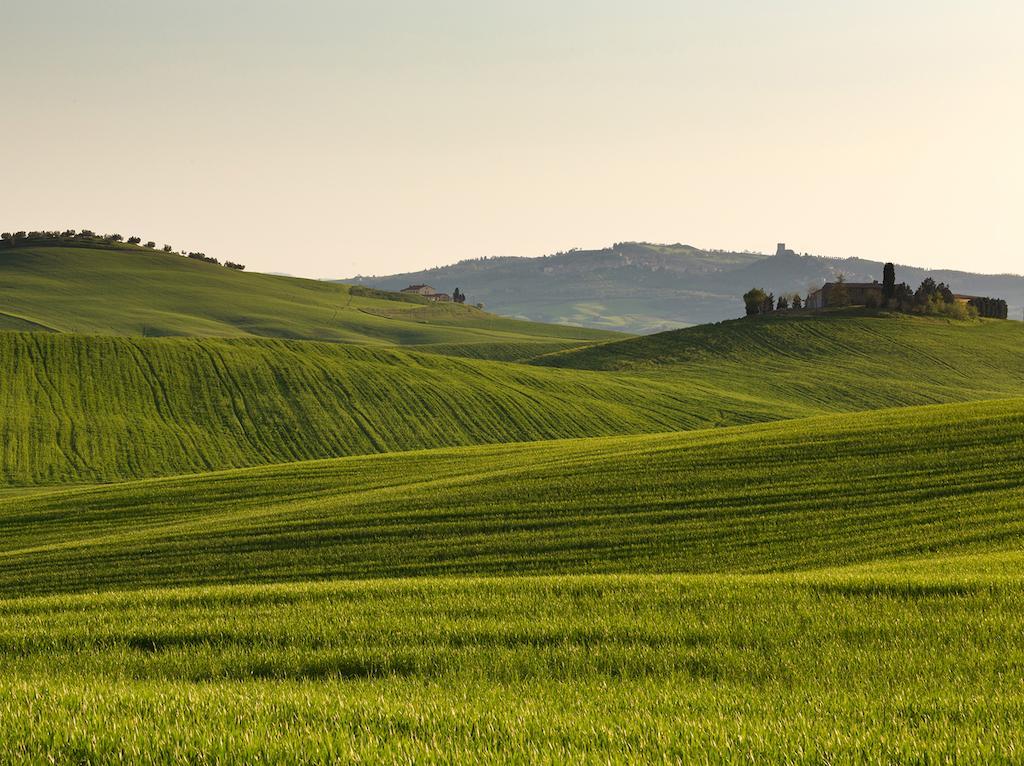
[1,396,1023,760]
[4,312,1024,486]
[2,397,1021,595]
[0,332,810,486]
[0,245,619,353]
[2,569,1023,763]
[537,309,1024,407]
[3,245,1023,762]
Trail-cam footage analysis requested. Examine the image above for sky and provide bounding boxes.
[3,0,1022,278]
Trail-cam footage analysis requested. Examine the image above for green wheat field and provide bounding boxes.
[2,244,1024,762]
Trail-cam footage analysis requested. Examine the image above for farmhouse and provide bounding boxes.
[401,284,451,302]
[805,281,882,309]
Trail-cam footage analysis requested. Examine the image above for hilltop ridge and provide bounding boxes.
[0,242,620,355]
[345,241,1024,332]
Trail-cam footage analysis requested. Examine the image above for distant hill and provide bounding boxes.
[0,242,620,357]
[342,242,1024,333]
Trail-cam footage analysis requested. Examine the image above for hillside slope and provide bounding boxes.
[347,242,1024,331]
[1,398,1021,595]
[536,311,1024,410]
[4,314,1024,486]
[0,244,620,354]
[0,332,808,486]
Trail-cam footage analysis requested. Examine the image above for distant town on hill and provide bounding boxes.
[342,242,1024,333]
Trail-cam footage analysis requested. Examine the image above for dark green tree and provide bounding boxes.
[882,263,896,302]
[828,274,850,307]
[742,288,768,316]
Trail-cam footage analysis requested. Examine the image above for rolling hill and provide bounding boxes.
[536,310,1024,409]
[345,241,1024,332]
[0,332,808,486]
[5,237,1024,762]
[1,396,1021,595]
[3,313,1023,486]
[0,243,620,356]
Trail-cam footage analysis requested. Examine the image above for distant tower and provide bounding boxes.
[776,243,787,257]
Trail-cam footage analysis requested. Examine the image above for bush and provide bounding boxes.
[224,261,245,271]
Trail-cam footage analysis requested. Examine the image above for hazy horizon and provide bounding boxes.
[5,1,1021,280]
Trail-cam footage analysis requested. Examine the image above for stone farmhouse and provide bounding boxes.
[805,281,883,309]
[401,284,451,302]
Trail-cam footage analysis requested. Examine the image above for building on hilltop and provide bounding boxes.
[401,284,451,302]
[775,243,798,258]
[805,281,882,309]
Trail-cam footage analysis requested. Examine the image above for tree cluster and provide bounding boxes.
[744,288,804,316]
[742,288,773,315]
[968,296,1008,319]
[742,262,1008,321]
[186,252,219,265]
[452,287,467,304]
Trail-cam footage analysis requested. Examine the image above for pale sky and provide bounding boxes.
[3,1,1021,278]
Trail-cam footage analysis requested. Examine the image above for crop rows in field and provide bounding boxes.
[0,332,814,486]
[2,397,1022,596]
[539,311,1024,407]
[6,310,1024,486]
[1,570,1023,763]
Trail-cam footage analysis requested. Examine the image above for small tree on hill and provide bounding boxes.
[776,295,789,310]
[894,282,913,311]
[828,274,850,307]
[743,288,768,316]
[792,293,803,310]
[127,236,141,245]
[762,292,775,313]
[162,244,173,252]
[144,241,156,249]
